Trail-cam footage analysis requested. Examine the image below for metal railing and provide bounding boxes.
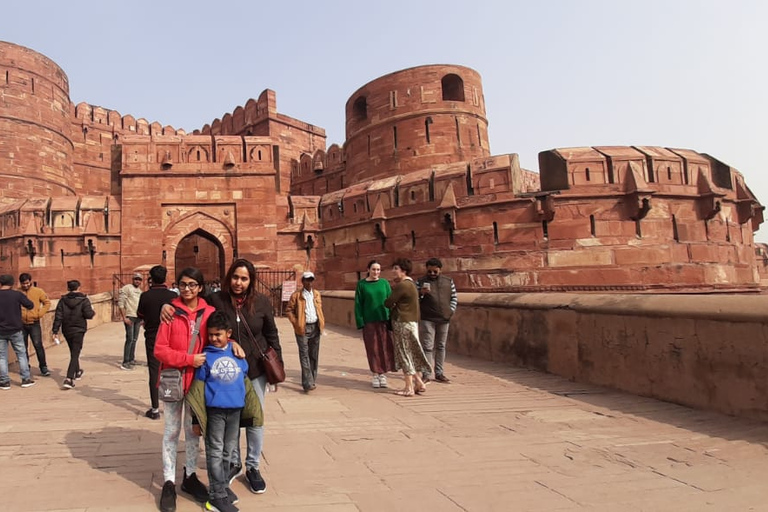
[254,269,296,316]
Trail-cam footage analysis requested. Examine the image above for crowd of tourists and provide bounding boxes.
[0,255,458,512]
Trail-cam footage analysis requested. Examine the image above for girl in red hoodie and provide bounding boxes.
[154,267,215,512]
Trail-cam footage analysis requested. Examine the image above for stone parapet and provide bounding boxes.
[322,290,768,421]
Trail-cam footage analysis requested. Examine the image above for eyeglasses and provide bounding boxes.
[178,282,200,290]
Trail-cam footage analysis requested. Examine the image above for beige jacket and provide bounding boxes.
[20,286,51,324]
[286,288,325,336]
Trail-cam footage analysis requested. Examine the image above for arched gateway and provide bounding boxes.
[164,212,234,283]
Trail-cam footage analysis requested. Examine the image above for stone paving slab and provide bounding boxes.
[2,319,768,511]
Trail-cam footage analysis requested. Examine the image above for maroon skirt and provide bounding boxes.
[362,321,396,374]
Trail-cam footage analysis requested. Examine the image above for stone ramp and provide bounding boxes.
[1,319,767,511]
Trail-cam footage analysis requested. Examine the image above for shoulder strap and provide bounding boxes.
[187,310,204,355]
[236,308,267,357]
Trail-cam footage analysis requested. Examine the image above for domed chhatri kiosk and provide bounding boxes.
[0,41,764,296]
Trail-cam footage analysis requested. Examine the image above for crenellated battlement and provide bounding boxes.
[71,102,185,136]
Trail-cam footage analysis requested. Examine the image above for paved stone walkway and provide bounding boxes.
[2,319,768,511]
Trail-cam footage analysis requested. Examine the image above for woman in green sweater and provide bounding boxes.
[384,258,431,397]
[354,260,396,389]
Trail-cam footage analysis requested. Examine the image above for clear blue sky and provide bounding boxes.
[4,1,767,239]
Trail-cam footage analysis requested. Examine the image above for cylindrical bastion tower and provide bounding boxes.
[0,41,74,201]
[344,65,490,185]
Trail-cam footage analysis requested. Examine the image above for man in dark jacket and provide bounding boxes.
[416,258,458,383]
[137,265,177,420]
[0,274,35,389]
[53,280,95,389]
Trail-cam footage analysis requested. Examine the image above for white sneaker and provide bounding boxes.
[378,374,388,388]
[371,375,381,388]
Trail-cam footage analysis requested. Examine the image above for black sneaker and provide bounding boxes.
[21,378,36,388]
[227,463,242,485]
[434,374,451,383]
[245,467,266,494]
[62,378,75,389]
[145,408,160,420]
[181,470,209,503]
[119,363,132,371]
[205,497,238,512]
[0,381,10,390]
[160,480,176,512]
[75,369,84,380]
[226,486,239,504]
[40,368,51,377]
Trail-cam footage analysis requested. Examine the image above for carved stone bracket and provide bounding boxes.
[628,193,653,221]
[533,193,556,222]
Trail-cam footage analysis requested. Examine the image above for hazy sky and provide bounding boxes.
[3,1,767,239]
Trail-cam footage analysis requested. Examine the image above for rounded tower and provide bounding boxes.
[0,41,74,201]
[344,65,490,185]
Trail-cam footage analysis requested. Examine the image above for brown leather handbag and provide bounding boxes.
[237,309,285,384]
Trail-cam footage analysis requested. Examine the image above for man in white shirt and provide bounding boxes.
[286,271,325,392]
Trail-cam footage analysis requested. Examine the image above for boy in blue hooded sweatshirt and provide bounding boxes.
[195,311,248,512]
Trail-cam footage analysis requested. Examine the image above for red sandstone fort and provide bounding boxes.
[1,40,765,298]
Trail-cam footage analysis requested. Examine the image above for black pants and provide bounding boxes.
[64,331,84,380]
[23,321,47,371]
[145,332,160,409]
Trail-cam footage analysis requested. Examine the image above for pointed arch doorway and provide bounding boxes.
[174,229,225,283]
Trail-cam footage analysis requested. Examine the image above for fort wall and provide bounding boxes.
[306,147,762,292]
[0,41,74,201]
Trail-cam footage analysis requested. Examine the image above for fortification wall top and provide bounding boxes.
[197,89,325,137]
[344,64,486,140]
[0,41,69,94]
[71,102,183,136]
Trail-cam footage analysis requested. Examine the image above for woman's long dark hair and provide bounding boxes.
[222,259,257,312]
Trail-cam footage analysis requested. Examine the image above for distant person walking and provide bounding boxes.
[137,265,177,420]
[52,280,95,390]
[18,273,52,377]
[286,271,325,392]
[118,273,143,370]
[385,258,431,397]
[354,260,396,389]
[0,274,35,389]
[416,258,458,383]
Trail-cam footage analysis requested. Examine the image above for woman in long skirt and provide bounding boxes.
[384,258,431,396]
[354,260,396,388]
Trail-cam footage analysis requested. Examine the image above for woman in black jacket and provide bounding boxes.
[52,280,95,389]
[208,259,282,494]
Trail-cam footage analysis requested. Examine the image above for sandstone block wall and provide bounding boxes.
[322,291,768,421]
[0,42,74,201]
[343,65,490,185]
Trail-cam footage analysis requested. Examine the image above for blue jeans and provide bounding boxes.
[23,322,47,371]
[230,374,267,470]
[122,317,140,364]
[206,407,242,499]
[0,331,31,383]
